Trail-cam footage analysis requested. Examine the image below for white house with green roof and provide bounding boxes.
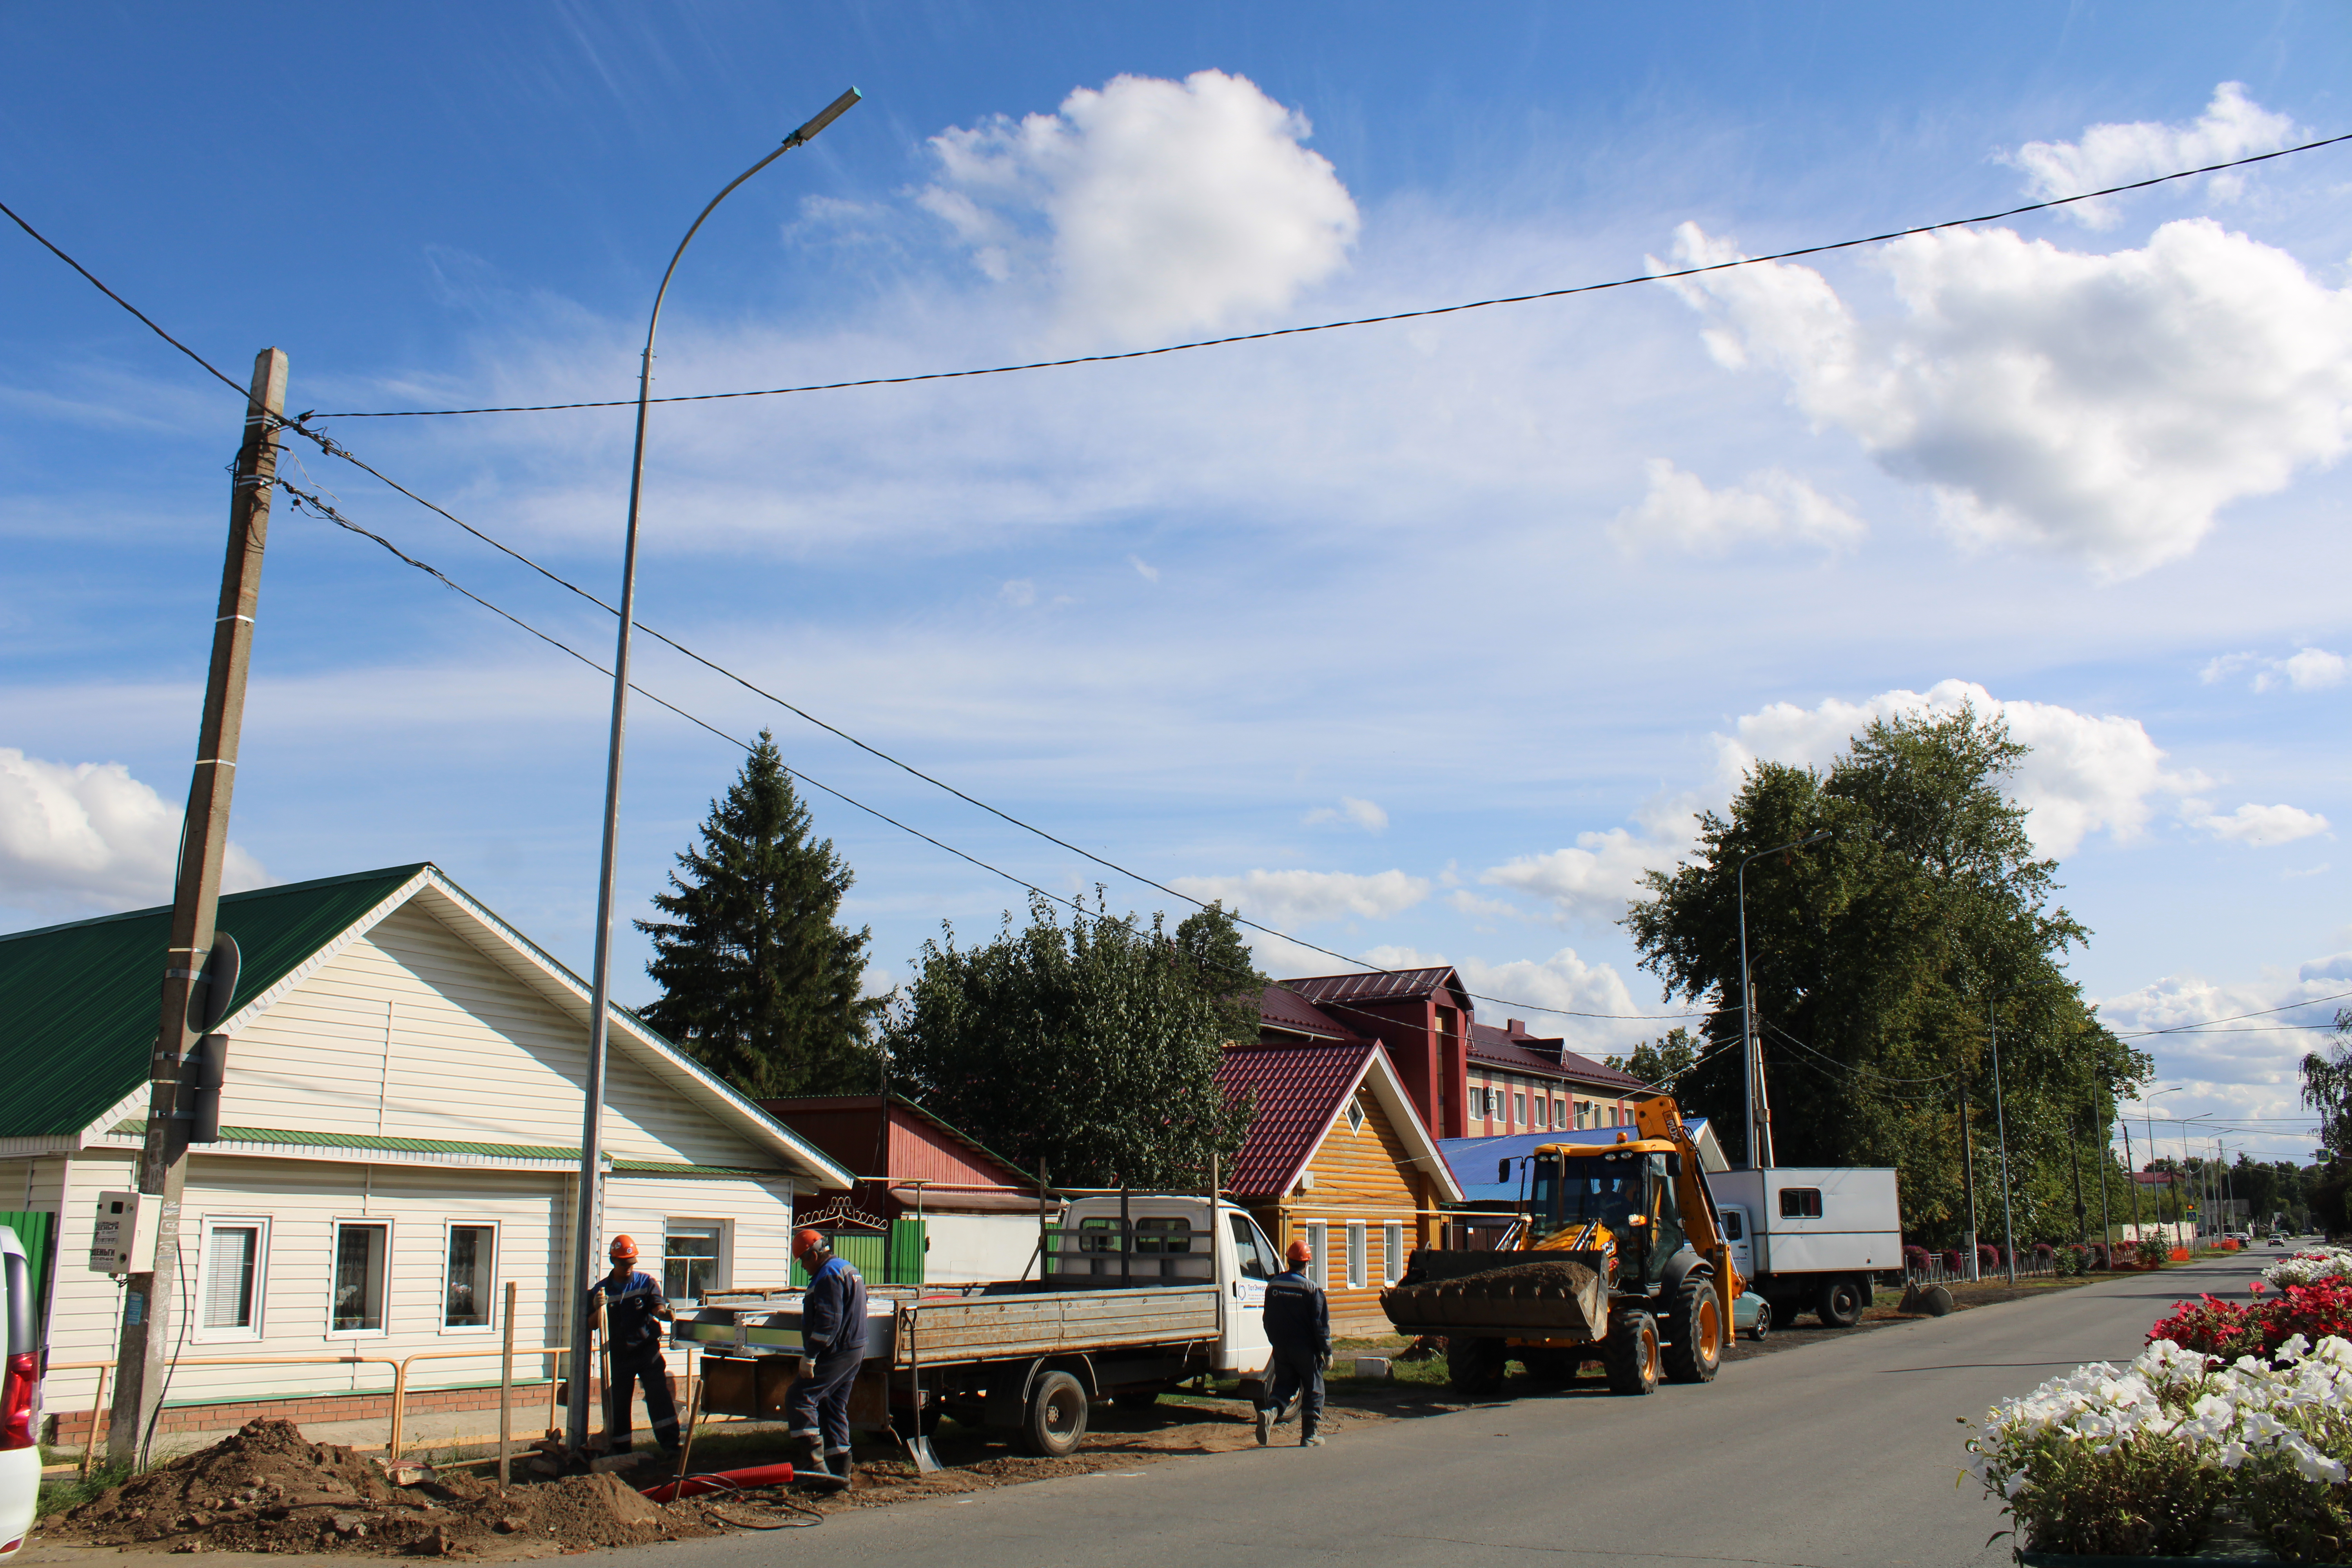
[0,862,853,1447]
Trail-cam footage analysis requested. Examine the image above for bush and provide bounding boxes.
[1980,1243,2003,1273]
[2053,1244,2092,1278]
[2087,1242,2110,1270]
[2034,1241,2056,1263]
[1944,1249,1967,1275]
[2149,1280,2352,1362]
[1903,1244,1931,1276]
[2137,1236,2172,1269]
[1969,1337,2352,1561]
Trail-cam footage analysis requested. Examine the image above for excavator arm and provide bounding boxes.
[1632,1097,1743,1318]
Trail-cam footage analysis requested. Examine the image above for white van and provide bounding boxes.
[1710,1167,1902,1328]
[1,1224,41,1559]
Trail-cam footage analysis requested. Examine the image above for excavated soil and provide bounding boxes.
[1389,1258,1599,1302]
[45,1420,724,1557]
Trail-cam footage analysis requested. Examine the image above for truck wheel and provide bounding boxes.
[1815,1275,1864,1328]
[1661,1279,1723,1384]
[1020,1370,1089,1457]
[1603,1309,1661,1396]
[1446,1336,1508,1397]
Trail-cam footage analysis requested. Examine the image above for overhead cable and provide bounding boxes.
[289,129,2352,421]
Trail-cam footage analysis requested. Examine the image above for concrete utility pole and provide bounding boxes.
[1957,1048,1981,1281]
[109,348,288,1463]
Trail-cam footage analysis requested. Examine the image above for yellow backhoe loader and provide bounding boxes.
[1380,1097,1741,1397]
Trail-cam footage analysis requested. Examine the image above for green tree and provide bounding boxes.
[635,731,883,1096]
[883,893,1253,1189]
[1622,707,2149,1245]
[1606,1025,1703,1090]
[1174,900,1270,1044]
[2306,1012,2352,1232]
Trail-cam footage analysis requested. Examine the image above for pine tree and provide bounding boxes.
[635,731,883,1096]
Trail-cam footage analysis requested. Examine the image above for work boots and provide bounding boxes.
[826,1449,855,1486]
[788,1430,845,1490]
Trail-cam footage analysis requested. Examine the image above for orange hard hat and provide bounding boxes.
[608,1234,638,1261]
[793,1228,825,1257]
[1285,1239,1312,1264]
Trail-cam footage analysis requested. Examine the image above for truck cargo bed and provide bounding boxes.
[684,1281,1220,1368]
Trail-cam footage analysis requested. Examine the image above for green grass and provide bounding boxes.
[37,1458,136,1519]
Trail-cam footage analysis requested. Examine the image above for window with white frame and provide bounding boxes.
[1535,1096,1550,1130]
[443,1224,495,1329]
[331,1221,390,1334]
[1555,1098,1568,1129]
[199,1218,267,1340]
[1346,1222,1367,1289]
[1305,1221,1328,1288]
[1513,1092,1526,1127]
[664,1222,723,1304]
[1382,1222,1404,1285]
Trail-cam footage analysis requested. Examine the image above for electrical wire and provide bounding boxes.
[272,129,2352,420]
[1763,1018,1955,1085]
[2111,991,2352,1038]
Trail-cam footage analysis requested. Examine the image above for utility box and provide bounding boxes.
[89,1190,158,1274]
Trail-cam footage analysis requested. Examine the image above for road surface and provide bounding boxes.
[653,1254,2272,1568]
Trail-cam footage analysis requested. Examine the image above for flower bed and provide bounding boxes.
[2267,1249,2352,1290]
[1969,1332,2352,1561]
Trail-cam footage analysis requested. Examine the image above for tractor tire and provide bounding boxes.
[1446,1336,1508,1397]
[1815,1274,1865,1328]
[1019,1370,1089,1457]
[1603,1308,1662,1396]
[1661,1278,1724,1384]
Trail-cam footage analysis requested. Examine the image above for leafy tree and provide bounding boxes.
[2307,1012,2352,1232]
[883,893,1253,1189]
[1606,1025,1703,1090]
[1173,900,1270,1044]
[635,731,884,1096]
[1623,707,2149,1245]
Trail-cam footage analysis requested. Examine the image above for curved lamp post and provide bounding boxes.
[1735,829,1831,1169]
[568,87,862,1450]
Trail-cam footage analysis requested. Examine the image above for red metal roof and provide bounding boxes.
[1283,968,1461,1008]
[1465,1026,1647,1092]
[1256,984,1350,1040]
[756,1094,1036,1188]
[1215,1040,1376,1198]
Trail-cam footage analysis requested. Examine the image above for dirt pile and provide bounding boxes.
[1407,1259,1599,1299]
[47,1419,720,1556]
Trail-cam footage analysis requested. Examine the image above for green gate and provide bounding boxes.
[0,1210,57,1339]
[789,1221,925,1287]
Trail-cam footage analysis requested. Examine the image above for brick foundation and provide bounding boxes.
[45,1379,576,1446]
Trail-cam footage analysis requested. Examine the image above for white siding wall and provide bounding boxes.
[218,905,773,1171]
[46,1150,138,1412]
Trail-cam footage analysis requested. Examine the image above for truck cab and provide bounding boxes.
[1049,1194,1277,1375]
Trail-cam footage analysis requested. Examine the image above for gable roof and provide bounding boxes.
[1466,1022,1648,1093]
[1216,1040,1463,1204]
[756,1094,1040,1188]
[1282,968,1465,1010]
[0,866,424,1142]
[0,864,853,1189]
[1254,984,1352,1041]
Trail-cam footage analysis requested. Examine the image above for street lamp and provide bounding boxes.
[1983,979,2063,1285]
[567,87,862,1451]
[1735,828,1831,1169]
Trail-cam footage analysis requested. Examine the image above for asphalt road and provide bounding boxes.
[644,1255,2274,1568]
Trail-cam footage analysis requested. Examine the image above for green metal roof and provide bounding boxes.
[0,866,426,1139]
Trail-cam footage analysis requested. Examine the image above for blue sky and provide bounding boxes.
[4,2,2348,1168]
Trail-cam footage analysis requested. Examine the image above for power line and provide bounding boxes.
[2113,990,2352,1039]
[285,129,2352,421]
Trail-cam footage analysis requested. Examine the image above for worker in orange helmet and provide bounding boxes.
[586,1235,678,1458]
[1255,1236,1331,1448]
[783,1227,866,1488]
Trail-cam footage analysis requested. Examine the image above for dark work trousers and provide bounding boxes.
[785,1348,862,1456]
[1261,1347,1325,1438]
[607,1349,680,1452]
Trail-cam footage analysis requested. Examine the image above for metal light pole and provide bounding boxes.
[2120,1116,2140,1247]
[566,86,861,1451]
[1736,829,1831,1169]
[2141,1086,2182,1237]
[1987,997,2018,1283]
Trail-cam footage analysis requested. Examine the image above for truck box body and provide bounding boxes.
[1708,1167,1901,1280]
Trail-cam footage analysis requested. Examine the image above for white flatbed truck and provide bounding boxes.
[1708,1166,1902,1330]
[672,1195,1280,1458]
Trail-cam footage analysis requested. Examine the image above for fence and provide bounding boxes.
[788,1219,925,1286]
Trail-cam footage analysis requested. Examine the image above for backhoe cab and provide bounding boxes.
[1381,1097,1740,1398]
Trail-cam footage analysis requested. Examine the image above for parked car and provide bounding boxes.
[2,1224,40,1559]
[1731,1290,1771,1342]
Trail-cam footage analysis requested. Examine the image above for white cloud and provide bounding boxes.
[2204,647,2348,692]
[1303,796,1388,833]
[1169,867,1428,928]
[1660,217,2352,577]
[919,69,1359,346]
[999,578,1036,606]
[1127,554,1160,583]
[0,749,268,916]
[1610,458,1864,555]
[2193,802,2331,847]
[2004,83,2299,228]
[1483,828,1673,924]
[2098,953,2351,1156]
[1720,680,2200,857]
[1348,944,1656,1055]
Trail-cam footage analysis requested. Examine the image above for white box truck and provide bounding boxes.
[1709,1167,1901,1331]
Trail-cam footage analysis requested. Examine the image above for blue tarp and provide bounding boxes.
[1439,1120,1715,1208]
